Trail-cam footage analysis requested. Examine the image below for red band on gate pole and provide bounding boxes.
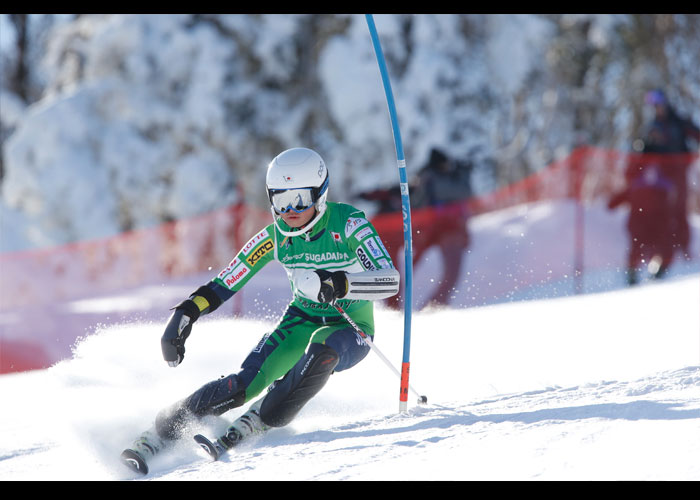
[400,362,410,403]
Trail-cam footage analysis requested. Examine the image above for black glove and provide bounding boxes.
[161,299,200,367]
[315,270,349,303]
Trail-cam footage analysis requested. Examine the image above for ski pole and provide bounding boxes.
[332,300,427,405]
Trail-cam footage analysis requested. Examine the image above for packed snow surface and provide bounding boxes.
[1,273,698,480]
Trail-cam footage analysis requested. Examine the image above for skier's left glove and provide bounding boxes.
[161,299,201,367]
[296,269,349,303]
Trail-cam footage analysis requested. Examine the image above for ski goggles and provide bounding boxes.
[269,187,317,214]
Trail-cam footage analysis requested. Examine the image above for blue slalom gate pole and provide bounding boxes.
[365,14,421,412]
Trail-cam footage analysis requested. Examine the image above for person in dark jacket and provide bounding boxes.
[358,147,472,309]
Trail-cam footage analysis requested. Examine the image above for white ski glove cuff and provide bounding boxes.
[296,268,399,303]
[344,268,399,300]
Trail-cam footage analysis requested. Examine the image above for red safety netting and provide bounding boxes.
[0,203,270,309]
[0,203,270,373]
[1,146,698,373]
[371,145,699,261]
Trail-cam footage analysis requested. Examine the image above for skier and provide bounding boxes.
[121,147,400,474]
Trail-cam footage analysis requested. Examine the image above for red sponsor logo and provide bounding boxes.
[225,266,249,288]
[217,258,241,280]
[242,229,270,255]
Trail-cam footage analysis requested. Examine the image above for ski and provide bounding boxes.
[193,433,229,461]
[193,400,268,462]
[121,398,268,473]
[120,429,242,474]
[119,429,167,475]
[120,448,150,475]
[193,420,265,462]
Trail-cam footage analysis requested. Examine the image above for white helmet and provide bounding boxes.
[266,148,329,237]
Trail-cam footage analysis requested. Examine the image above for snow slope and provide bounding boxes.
[0,273,698,481]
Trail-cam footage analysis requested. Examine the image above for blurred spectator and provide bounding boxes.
[358,147,473,309]
[608,89,699,285]
[640,89,699,259]
[608,160,676,285]
[357,184,403,215]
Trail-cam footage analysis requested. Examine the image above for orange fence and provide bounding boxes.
[1,146,698,374]
[0,203,270,373]
[370,144,698,261]
[0,203,270,310]
[467,145,698,216]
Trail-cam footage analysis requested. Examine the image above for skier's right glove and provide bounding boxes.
[296,269,348,303]
[161,298,201,367]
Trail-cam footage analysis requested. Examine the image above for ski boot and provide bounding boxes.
[194,397,268,461]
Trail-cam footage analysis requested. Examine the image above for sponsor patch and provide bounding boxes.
[377,258,391,269]
[356,246,376,271]
[217,257,241,280]
[253,332,273,353]
[242,228,270,256]
[280,251,351,264]
[375,237,390,258]
[220,262,250,289]
[246,239,274,267]
[353,226,373,242]
[364,237,384,259]
[344,217,369,238]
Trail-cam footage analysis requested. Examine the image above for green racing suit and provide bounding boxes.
[172,201,398,412]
